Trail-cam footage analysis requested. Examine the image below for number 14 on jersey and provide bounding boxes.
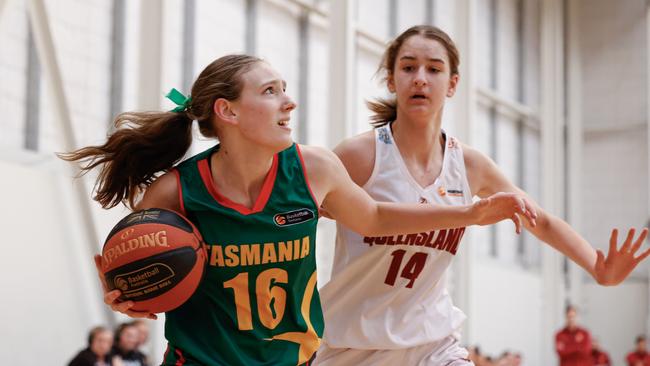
[384,250,428,288]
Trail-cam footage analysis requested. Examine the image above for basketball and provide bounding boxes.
[101,208,206,313]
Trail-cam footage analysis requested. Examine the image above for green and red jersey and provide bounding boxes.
[163,143,322,366]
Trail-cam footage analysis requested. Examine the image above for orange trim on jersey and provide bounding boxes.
[171,169,186,216]
[295,145,319,208]
[198,154,278,215]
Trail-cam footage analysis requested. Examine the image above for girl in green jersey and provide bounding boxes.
[61,55,536,365]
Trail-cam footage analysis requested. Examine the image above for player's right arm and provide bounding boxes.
[464,143,650,286]
[94,172,181,320]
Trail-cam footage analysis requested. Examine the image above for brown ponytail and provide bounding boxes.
[59,111,193,209]
[366,98,397,128]
[59,54,262,209]
[369,25,460,128]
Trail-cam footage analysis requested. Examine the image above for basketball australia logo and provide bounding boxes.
[273,208,315,227]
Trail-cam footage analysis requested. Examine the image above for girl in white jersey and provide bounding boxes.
[315,25,650,366]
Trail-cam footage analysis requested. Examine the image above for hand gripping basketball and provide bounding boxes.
[96,208,207,316]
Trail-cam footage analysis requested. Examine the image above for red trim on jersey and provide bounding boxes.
[198,154,278,215]
[295,144,319,208]
[171,168,186,216]
[174,348,186,366]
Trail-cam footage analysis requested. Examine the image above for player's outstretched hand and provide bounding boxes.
[472,192,537,234]
[93,255,157,320]
[594,228,650,286]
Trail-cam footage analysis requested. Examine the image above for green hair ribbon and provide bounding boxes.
[165,88,192,113]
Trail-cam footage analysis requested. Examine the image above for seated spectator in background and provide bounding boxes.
[555,305,593,366]
[110,322,148,366]
[129,320,149,364]
[467,345,481,364]
[130,319,149,348]
[591,339,611,366]
[626,335,650,366]
[495,350,523,366]
[483,355,496,366]
[68,326,115,366]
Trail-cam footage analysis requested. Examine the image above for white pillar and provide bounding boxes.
[136,1,165,363]
[26,0,110,324]
[540,0,566,364]
[137,0,167,364]
[327,0,356,147]
[453,0,477,343]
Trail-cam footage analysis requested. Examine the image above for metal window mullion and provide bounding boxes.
[425,0,435,25]
[327,0,355,147]
[246,0,258,55]
[489,0,499,258]
[182,0,196,93]
[108,0,125,130]
[540,0,567,364]
[389,0,397,38]
[297,9,310,144]
[25,23,41,151]
[516,0,526,263]
[565,0,584,309]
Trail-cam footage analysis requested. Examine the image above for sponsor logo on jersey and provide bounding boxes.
[362,227,466,255]
[437,186,464,197]
[447,137,459,149]
[273,208,315,227]
[377,128,392,144]
[207,236,311,267]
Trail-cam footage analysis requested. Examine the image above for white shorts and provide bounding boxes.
[313,335,473,366]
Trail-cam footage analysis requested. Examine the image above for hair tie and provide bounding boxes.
[165,88,192,113]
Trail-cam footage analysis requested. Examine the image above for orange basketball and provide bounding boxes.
[101,208,206,313]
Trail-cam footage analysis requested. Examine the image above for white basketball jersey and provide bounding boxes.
[320,125,472,350]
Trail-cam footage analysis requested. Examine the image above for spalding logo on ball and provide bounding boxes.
[101,208,207,313]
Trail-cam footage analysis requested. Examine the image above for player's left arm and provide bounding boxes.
[464,143,650,286]
[299,145,534,237]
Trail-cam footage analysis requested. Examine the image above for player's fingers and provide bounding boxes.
[630,228,649,255]
[94,255,102,272]
[104,290,122,306]
[112,300,136,313]
[595,249,606,274]
[635,247,650,264]
[94,255,109,292]
[520,198,536,228]
[125,310,157,320]
[609,229,619,254]
[511,214,522,235]
[511,196,525,215]
[522,197,538,219]
[621,228,636,252]
[476,197,490,208]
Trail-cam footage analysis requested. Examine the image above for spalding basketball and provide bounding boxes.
[101,208,206,313]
